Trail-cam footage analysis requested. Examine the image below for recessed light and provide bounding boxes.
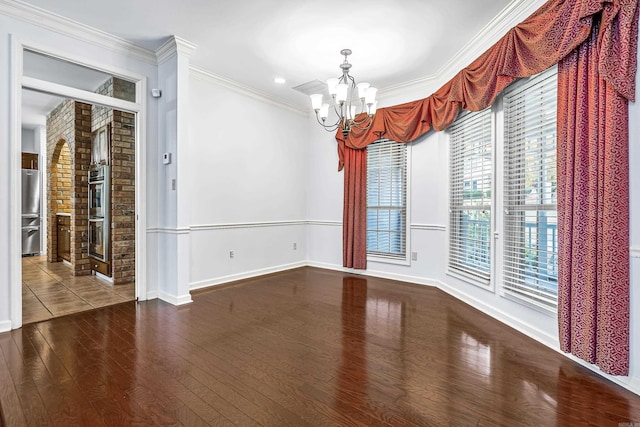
[273,77,286,84]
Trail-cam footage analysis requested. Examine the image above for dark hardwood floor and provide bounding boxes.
[1,267,639,426]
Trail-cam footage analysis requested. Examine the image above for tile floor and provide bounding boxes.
[22,255,135,324]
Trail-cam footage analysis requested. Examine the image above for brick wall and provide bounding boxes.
[92,77,136,285]
[110,109,136,284]
[46,100,92,275]
[46,77,136,284]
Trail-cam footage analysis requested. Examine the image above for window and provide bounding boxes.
[503,67,558,309]
[448,108,493,284]
[447,66,558,309]
[366,139,408,261]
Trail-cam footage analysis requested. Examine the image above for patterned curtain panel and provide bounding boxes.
[557,18,634,375]
[338,0,638,278]
[342,148,367,269]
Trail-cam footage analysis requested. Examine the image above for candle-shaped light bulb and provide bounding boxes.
[319,103,329,119]
[310,94,323,111]
[365,87,378,105]
[357,82,370,100]
[336,83,348,103]
[327,78,339,96]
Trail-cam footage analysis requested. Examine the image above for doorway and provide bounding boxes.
[21,91,138,324]
[10,40,147,329]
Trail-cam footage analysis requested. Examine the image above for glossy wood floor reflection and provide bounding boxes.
[1,267,639,426]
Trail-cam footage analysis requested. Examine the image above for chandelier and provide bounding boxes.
[310,49,377,138]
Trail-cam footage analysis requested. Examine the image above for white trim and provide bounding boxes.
[190,261,307,292]
[307,220,342,227]
[158,291,193,306]
[190,66,308,116]
[146,291,158,300]
[631,246,640,258]
[190,220,306,231]
[23,76,140,112]
[21,39,148,84]
[438,277,558,349]
[10,34,22,329]
[95,271,113,284]
[410,223,446,231]
[446,268,492,290]
[0,0,157,64]
[146,227,191,235]
[303,262,640,396]
[135,77,148,301]
[0,320,12,333]
[156,36,198,64]
[10,36,148,328]
[380,0,546,98]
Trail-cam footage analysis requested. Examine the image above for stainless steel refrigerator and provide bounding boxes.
[22,169,41,256]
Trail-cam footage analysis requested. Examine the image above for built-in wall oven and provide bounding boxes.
[88,165,110,262]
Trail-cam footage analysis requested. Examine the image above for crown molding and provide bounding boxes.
[0,0,157,64]
[380,0,546,99]
[190,65,309,116]
[156,36,198,64]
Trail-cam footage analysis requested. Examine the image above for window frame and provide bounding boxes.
[446,66,559,313]
[446,107,496,290]
[499,66,559,312]
[366,139,411,266]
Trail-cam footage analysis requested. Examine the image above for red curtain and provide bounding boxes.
[335,0,638,375]
[338,0,638,270]
[342,147,367,269]
[557,8,637,374]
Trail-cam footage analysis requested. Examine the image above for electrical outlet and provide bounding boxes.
[411,252,418,261]
[293,243,297,250]
[229,250,234,259]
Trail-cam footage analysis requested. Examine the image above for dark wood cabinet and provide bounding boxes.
[57,215,70,262]
[22,152,38,170]
[90,258,111,276]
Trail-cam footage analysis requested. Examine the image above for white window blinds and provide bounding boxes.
[366,139,407,259]
[449,108,493,284]
[503,66,558,309]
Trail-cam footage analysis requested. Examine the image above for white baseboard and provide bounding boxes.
[307,260,439,287]
[0,320,12,333]
[436,278,559,349]
[145,291,158,301]
[306,259,640,397]
[158,291,193,306]
[189,261,307,292]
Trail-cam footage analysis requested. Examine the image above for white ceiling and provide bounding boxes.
[19,0,514,122]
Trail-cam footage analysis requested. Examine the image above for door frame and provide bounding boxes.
[9,35,149,329]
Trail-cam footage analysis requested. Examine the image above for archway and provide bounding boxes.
[48,138,72,263]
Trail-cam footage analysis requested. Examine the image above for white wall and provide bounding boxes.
[305,5,640,396]
[187,72,310,288]
[2,0,639,398]
[0,10,160,330]
[21,127,36,152]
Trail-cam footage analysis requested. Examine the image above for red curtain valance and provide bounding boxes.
[335,0,638,170]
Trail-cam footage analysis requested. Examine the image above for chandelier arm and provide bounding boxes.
[315,113,341,132]
[351,113,373,126]
[349,115,375,131]
[310,49,377,138]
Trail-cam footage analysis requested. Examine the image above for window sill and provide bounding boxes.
[367,254,410,266]
[500,290,557,316]
[446,268,491,290]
